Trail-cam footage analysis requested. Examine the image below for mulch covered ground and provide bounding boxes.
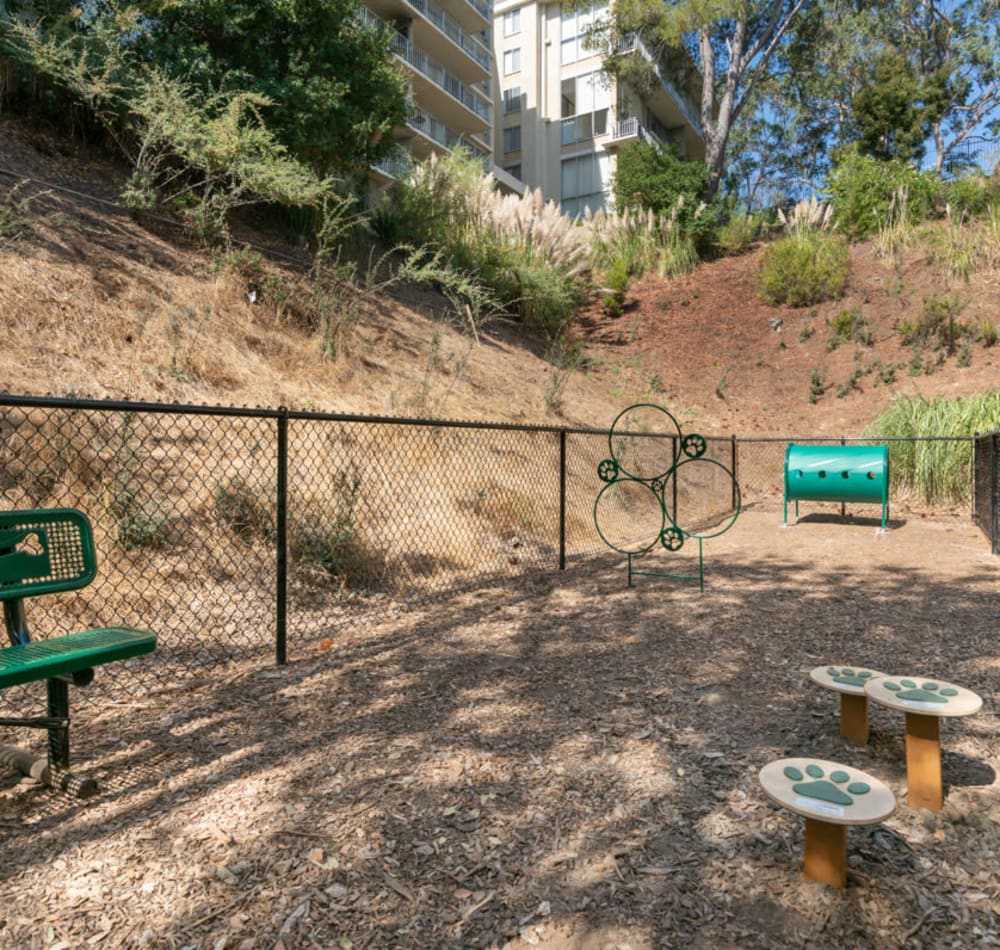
[1,509,997,949]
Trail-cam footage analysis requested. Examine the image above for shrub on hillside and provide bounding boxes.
[827,145,940,240]
[611,141,718,251]
[716,213,761,255]
[944,173,999,218]
[757,232,850,306]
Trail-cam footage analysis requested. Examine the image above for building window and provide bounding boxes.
[503,47,521,75]
[503,9,520,36]
[503,86,522,114]
[561,153,610,217]
[560,71,609,145]
[560,2,607,65]
[503,125,522,154]
[504,164,522,180]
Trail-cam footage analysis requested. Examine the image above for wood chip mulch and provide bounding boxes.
[1,510,997,949]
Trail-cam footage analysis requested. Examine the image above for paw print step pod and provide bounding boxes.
[759,757,896,889]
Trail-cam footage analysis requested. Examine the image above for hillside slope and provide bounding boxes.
[1,114,997,437]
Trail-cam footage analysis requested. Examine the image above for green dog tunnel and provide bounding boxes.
[784,444,890,530]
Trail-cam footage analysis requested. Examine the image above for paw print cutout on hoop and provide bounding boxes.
[593,403,741,590]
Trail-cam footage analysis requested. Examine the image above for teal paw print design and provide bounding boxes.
[827,666,876,688]
[884,679,958,704]
[783,763,871,806]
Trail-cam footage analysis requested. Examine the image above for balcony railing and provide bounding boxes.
[406,0,491,71]
[389,30,492,123]
[610,116,665,146]
[373,152,414,181]
[463,0,491,23]
[617,33,701,135]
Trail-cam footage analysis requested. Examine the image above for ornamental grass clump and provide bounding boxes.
[864,392,1000,504]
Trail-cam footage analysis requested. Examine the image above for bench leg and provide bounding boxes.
[44,679,98,797]
[46,678,71,771]
[905,712,942,810]
[803,818,847,888]
[839,693,869,745]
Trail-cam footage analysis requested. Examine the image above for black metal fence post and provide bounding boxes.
[992,433,999,555]
[276,408,289,664]
[731,434,738,511]
[558,429,567,570]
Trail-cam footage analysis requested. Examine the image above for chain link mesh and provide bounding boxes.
[973,431,999,554]
[2,397,991,711]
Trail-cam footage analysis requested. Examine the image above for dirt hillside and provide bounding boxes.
[1,113,997,437]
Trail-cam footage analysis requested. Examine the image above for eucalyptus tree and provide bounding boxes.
[594,0,810,199]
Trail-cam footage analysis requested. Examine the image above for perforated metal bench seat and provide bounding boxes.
[0,628,156,690]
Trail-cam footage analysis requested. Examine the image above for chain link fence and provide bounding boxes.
[974,430,999,555]
[2,395,994,710]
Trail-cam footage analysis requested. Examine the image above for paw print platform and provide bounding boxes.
[759,757,896,888]
[865,676,983,810]
[810,665,887,745]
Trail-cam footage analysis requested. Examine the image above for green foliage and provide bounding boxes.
[391,153,587,339]
[847,50,936,164]
[864,393,1000,504]
[827,145,940,240]
[128,0,407,177]
[601,257,629,317]
[945,175,999,218]
[977,319,998,347]
[898,295,969,352]
[716,213,760,255]
[827,308,873,350]
[758,232,850,306]
[808,368,826,403]
[291,470,385,589]
[3,9,336,241]
[612,142,717,248]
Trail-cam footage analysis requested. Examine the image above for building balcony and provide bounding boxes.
[605,116,665,148]
[372,151,415,183]
[388,28,492,131]
[365,0,491,80]
[617,34,703,143]
[404,103,490,159]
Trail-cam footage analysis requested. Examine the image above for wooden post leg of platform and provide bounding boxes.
[905,712,942,810]
[840,693,869,745]
[803,818,847,887]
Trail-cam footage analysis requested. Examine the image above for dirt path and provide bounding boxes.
[1,509,997,949]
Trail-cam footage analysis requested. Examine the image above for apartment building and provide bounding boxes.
[363,0,495,183]
[493,0,705,216]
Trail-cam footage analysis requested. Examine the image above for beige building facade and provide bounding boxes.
[493,0,705,215]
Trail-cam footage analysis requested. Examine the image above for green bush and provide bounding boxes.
[945,174,999,218]
[827,145,941,240]
[899,295,969,351]
[602,257,629,317]
[716,213,760,255]
[758,232,851,306]
[612,141,718,250]
[827,308,873,350]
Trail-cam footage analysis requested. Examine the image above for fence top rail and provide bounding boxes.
[0,392,610,437]
[1,394,984,444]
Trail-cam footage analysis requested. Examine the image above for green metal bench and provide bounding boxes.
[0,508,156,797]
